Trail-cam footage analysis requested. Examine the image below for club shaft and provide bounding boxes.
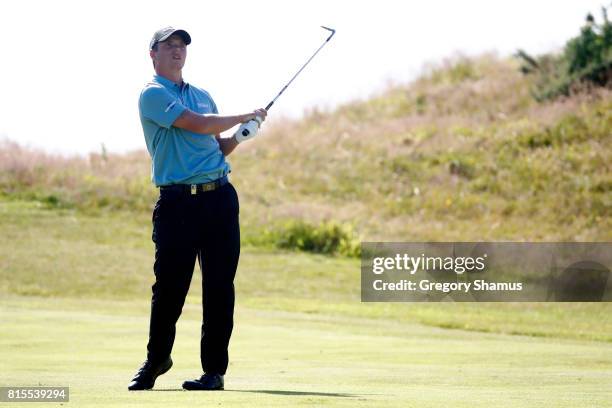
[266,29,335,111]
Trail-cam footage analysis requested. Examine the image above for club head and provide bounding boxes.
[321,25,336,41]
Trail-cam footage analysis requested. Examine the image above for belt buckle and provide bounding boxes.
[190,184,197,195]
[202,182,215,192]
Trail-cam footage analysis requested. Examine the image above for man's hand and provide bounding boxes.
[241,108,267,124]
[234,120,260,143]
[235,108,267,143]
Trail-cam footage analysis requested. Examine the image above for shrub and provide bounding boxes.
[273,220,361,257]
[516,6,612,100]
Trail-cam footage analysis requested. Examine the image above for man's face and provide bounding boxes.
[150,34,187,71]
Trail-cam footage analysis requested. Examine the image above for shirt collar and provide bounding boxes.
[153,74,189,91]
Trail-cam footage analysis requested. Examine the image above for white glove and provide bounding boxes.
[234,116,263,143]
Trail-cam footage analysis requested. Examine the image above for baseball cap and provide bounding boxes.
[149,27,191,50]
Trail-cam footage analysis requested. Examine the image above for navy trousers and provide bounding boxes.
[146,181,240,375]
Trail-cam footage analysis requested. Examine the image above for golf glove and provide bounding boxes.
[234,116,263,143]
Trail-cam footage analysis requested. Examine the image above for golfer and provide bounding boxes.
[128,27,266,391]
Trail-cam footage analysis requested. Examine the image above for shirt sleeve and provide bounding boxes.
[139,85,187,128]
[210,96,219,114]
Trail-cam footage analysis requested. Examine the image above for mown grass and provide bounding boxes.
[1,200,611,343]
[3,295,611,408]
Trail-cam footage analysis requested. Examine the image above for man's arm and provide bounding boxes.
[173,108,266,135]
[216,134,239,156]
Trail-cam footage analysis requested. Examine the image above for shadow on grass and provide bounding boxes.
[151,389,360,397]
[232,390,358,397]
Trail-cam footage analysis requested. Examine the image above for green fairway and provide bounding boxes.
[2,200,612,343]
[2,295,611,408]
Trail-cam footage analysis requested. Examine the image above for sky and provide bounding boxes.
[0,0,606,155]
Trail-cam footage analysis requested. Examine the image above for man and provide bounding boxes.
[128,27,266,391]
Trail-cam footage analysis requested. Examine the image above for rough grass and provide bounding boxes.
[1,55,609,244]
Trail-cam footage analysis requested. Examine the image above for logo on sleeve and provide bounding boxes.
[197,102,211,112]
[165,101,178,112]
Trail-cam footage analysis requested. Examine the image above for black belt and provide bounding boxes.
[159,176,228,195]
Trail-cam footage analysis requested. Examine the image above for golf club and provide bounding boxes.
[235,26,336,140]
[265,25,336,111]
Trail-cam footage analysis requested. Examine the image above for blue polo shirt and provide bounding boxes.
[139,74,231,186]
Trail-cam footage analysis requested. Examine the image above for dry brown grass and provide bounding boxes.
[1,55,610,242]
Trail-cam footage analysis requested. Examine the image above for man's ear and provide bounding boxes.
[149,49,157,68]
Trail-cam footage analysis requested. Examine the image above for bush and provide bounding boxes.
[516,6,612,100]
[272,220,361,257]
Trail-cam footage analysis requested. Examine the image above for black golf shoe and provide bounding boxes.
[127,356,173,391]
[182,373,224,391]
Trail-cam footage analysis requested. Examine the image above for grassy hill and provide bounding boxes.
[1,55,610,247]
[1,53,611,340]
